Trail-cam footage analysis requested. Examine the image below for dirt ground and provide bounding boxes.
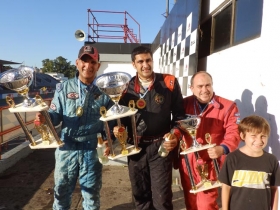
[0,149,185,210]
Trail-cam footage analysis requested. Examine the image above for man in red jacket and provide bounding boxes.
[178,71,240,210]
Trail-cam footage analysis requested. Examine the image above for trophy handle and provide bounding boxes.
[128,100,135,111]
[205,133,220,178]
[100,106,107,118]
[205,133,211,144]
[6,96,15,108]
[35,95,47,107]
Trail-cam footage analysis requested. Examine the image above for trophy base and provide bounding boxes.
[29,138,64,149]
[9,103,48,112]
[190,180,221,194]
[109,145,142,160]
[180,144,216,155]
[100,106,138,121]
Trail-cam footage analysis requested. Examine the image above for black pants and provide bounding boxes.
[128,141,173,210]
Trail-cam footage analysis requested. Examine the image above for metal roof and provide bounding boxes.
[0,59,21,65]
[32,73,60,88]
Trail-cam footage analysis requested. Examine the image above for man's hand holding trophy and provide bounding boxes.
[0,66,63,149]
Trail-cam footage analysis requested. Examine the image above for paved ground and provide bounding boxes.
[0,148,186,210]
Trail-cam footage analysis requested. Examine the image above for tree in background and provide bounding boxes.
[41,56,76,78]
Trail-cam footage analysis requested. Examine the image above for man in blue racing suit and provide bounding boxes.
[36,45,114,210]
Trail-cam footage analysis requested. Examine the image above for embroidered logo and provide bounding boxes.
[67,92,79,99]
[154,93,164,104]
[169,80,174,87]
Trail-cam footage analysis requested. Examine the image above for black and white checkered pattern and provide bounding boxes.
[159,13,198,96]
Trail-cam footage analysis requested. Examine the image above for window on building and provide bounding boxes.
[212,3,232,52]
[199,0,263,57]
[234,0,263,45]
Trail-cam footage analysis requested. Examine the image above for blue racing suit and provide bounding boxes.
[48,74,114,210]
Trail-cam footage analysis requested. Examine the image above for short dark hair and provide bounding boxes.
[131,46,153,62]
[238,115,270,139]
[190,71,213,86]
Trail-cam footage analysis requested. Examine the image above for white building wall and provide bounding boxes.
[153,46,162,73]
[98,48,162,78]
[206,0,280,202]
[98,53,136,78]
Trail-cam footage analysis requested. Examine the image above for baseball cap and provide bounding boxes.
[78,45,99,61]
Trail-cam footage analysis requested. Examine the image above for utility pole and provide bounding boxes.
[166,0,169,17]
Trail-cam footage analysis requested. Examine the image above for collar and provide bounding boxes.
[134,72,155,93]
[193,93,221,114]
[74,72,98,95]
[209,93,221,109]
[74,71,96,89]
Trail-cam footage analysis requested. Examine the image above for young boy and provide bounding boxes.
[219,115,280,210]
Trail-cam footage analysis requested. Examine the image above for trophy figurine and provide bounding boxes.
[195,158,212,189]
[0,66,64,149]
[94,72,141,160]
[176,115,220,193]
[115,126,129,155]
[34,119,53,145]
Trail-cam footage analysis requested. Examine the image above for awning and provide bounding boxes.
[0,59,21,65]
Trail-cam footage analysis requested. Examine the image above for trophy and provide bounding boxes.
[176,115,221,193]
[0,66,64,149]
[94,72,141,160]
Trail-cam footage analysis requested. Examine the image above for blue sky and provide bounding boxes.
[0,0,175,68]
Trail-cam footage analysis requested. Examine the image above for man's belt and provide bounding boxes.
[137,135,163,144]
[71,133,97,142]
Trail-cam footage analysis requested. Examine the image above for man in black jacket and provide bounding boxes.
[115,46,185,210]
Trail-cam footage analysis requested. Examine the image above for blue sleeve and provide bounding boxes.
[48,83,63,126]
[221,144,230,155]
